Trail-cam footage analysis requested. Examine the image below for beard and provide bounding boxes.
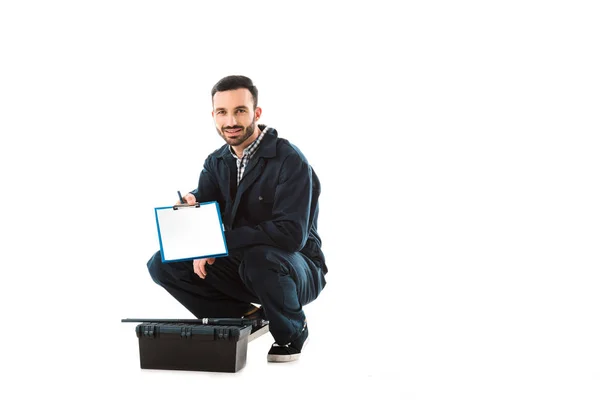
[217,117,256,147]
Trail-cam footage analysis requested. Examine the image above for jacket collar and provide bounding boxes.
[216,125,278,160]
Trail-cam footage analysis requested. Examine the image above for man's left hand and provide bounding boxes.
[193,257,216,279]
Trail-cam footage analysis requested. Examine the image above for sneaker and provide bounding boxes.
[267,323,309,363]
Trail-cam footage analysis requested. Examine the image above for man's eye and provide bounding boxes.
[237,109,246,113]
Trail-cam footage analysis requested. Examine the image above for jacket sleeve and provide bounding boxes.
[190,157,221,203]
[225,153,312,252]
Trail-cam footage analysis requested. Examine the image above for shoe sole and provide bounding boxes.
[267,353,301,362]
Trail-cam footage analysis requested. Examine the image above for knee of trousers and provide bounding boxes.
[240,245,283,281]
[147,250,166,285]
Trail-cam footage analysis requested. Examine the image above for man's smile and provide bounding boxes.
[224,128,243,135]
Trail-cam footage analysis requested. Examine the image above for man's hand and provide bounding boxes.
[193,257,216,279]
[176,193,197,206]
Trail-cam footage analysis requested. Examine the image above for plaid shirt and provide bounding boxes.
[229,126,268,185]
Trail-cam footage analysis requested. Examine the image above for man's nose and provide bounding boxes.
[225,114,237,127]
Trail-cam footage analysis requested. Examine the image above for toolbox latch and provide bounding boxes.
[180,326,192,339]
[215,328,230,340]
[141,324,156,339]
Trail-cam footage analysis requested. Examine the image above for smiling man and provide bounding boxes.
[147,75,328,362]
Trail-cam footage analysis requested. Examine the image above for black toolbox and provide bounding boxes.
[124,318,270,373]
[136,323,252,372]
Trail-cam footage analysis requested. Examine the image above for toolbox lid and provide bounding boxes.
[136,323,252,341]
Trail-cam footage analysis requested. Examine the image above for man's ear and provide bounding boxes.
[254,106,262,121]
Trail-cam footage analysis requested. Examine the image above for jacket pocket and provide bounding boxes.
[254,193,275,221]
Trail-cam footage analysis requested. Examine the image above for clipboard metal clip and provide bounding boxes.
[173,203,201,210]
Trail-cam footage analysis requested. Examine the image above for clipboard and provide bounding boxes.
[154,201,228,263]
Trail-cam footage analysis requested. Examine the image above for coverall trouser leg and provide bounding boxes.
[147,244,326,345]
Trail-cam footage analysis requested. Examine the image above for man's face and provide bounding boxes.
[212,88,261,147]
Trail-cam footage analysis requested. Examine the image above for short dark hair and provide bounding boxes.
[211,75,258,109]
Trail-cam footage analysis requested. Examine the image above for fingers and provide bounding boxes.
[192,259,199,276]
[193,259,207,279]
[174,193,195,206]
[199,260,207,278]
[184,193,196,205]
[193,258,215,279]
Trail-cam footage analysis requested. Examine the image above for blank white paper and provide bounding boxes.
[155,202,227,262]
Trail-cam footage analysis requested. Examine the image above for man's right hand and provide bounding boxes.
[176,193,197,205]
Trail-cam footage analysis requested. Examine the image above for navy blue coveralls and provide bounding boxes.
[147,126,327,345]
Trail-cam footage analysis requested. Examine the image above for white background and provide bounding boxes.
[1,1,599,399]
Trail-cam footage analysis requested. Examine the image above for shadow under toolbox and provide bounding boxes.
[136,323,252,373]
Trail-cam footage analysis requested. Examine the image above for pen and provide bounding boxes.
[177,190,185,204]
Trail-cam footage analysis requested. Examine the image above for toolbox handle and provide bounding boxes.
[122,317,265,327]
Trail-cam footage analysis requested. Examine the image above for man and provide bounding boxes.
[147,75,327,362]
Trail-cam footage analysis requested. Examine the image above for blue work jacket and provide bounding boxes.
[191,126,327,274]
